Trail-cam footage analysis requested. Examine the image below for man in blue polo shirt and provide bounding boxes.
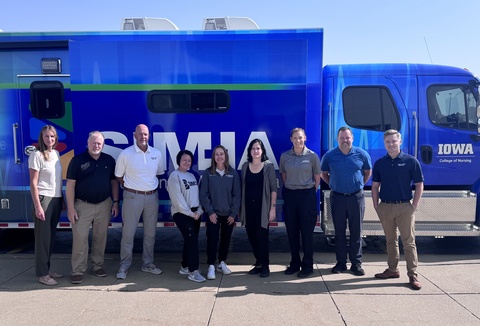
[66,131,119,284]
[321,126,371,276]
[371,129,424,290]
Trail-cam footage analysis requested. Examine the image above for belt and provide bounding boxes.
[77,199,105,204]
[191,207,198,212]
[381,200,410,204]
[285,187,315,192]
[331,190,361,197]
[123,187,157,195]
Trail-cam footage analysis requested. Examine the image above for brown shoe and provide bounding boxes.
[71,275,83,284]
[93,268,107,277]
[409,276,422,290]
[374,269,400,279]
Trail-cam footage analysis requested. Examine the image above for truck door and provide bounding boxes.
[417,76,480,188]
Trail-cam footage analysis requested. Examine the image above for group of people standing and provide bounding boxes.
[28,124,423,290]
[168,139,276,282]
[29,124,164,285]
[169,128,320,282]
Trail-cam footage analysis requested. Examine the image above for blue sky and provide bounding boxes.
[1,0,479,74]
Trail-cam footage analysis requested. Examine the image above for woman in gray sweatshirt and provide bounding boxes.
[199,145,241,280]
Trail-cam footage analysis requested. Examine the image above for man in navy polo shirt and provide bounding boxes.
[66,131,119,284]
[371,129,424,290]
[321,126,372,276]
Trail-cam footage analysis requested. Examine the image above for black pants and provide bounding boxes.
[245,198,269,267]
[173,213,201,272]
[283,187,317,271]
[331,191,365,265]
[206,214,234,265]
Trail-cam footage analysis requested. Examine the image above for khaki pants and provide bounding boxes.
[71,198,112,275]
[119,191,159,270]
[375,202,418,277]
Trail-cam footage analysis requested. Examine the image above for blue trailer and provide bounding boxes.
[0,27,479,236]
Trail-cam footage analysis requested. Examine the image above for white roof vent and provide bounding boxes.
[121,18,179,31]
[202,17,259,30]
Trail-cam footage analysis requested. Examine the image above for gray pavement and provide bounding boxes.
[1,248,480,325]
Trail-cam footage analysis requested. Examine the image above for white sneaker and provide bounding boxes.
[188,270,206,283]
[217,261,232,275]
[179,266,189,275]
[207,265,216,280]
[141,264,162,275]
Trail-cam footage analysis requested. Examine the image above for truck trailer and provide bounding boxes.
[0,25,479,236]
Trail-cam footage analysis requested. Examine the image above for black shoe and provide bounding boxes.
[93,268,107,277]
[284,266,300,275]
[260,267,270,278]
[331,262,347,274]
[350,263,365,276]
[71,275,83,284]
[248,265,261,275]
[297,269,313,278]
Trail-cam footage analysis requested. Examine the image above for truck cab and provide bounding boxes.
[321,63,480,237]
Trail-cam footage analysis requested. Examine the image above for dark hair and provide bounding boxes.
[247,139,268,162]
[176,150,194,166]
[337,126,352,136]
[208,145,231,174]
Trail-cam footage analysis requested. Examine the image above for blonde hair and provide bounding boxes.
[36,125,58,161]
[383,129,401,139]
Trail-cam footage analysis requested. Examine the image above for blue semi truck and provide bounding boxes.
[0,26,479,236]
